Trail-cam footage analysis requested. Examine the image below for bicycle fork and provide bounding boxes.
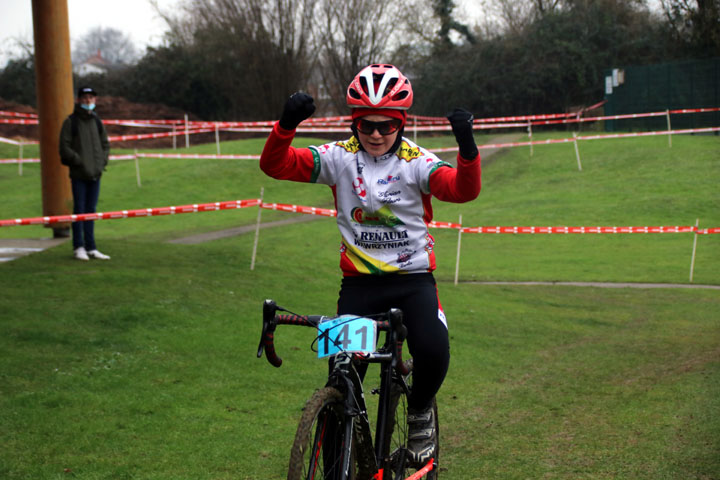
[329,353,375,479]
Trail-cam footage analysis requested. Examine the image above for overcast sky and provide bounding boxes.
[0,0,488,68]
[3,0,663,69]
[0,0,659,68]
[0,0,176,67]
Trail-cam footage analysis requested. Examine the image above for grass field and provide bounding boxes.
[1,131,719,479]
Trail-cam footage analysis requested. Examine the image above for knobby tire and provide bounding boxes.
[288,387,364,480]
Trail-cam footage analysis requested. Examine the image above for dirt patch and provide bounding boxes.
[0,237,69,262]
[0,98,39,142]
[168,214,323,245]
[92,96,200,149]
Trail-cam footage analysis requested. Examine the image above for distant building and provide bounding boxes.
[74,49,111,76]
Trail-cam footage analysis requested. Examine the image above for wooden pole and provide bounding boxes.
[250,188,264,271]
[454,214,463,286]
[184,113,190,148]
[573,132,582,171]
[527,120,533,157]
[32,0,74,237]
[134,149,142,188]
[18,143,23,176]
[689,218,699,283]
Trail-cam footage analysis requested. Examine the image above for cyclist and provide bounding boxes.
[259,64,481,466]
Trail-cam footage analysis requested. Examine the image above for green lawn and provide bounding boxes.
[1,131,719,479]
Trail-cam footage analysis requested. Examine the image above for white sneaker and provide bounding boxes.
[74,247,89,261]
[87,249,111,260]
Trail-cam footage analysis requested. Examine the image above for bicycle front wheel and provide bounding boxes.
[288,387,357,480]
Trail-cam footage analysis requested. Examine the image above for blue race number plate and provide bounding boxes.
[317,315,377,358]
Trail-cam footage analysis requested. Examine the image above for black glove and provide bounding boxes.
[279,92,316,130]
[446,108,478,160]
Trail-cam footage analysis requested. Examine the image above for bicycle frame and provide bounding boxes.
[324,346,406,476]
[257,299,435,480]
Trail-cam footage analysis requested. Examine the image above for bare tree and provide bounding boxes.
[149,0,433,116]
[72,27,139,65]
[660,0,720,53]
[310,0,421,113]
[478,0,654,35]
[533,0,562,13]
[0,32,34,68]
[156,0,317,113]
[478,0,558,34]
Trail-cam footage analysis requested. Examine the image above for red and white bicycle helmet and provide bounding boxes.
[346,64,413,110]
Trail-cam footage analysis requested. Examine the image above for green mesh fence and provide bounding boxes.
[604,57,720,131]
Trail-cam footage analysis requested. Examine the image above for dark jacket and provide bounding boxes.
[59,104,110,180]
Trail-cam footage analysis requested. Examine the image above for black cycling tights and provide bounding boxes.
[335,273,450,411]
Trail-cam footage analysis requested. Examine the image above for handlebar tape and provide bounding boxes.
[263,332,283,367]
[258,299,282,367]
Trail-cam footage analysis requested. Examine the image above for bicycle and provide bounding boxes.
[257,299,439,480]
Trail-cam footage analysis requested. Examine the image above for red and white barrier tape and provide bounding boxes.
[427,221,462,229]
[0,110,38,119]
[0,199,260,227]
[0,136,36,146]
[1,122,717,164]
[0,158,35,164]
[102,120,176,129]
[3,106,718,131]
[260,202,337,217]
[0,118,38,125]
[108,128,216,142]
[1,199,717,234]
[411,106,720,125]
[459,225,698,234]
[136,153,261,160]
[1,153,143,164]
[411,112,578,124]
[430,222,717,234]
[429,126,720,153]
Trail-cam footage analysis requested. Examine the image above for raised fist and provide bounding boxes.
[279,92,316,130]
[446,108,478,160]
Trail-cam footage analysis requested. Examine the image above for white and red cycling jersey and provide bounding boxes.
[260,123,481,276]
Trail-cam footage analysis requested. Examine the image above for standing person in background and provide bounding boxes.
[259,64,481,467]
[59,86,111,261]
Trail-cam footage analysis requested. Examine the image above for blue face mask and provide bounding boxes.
[80,103,96,111]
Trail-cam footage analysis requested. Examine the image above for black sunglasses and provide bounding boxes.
[354,118,402,135]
